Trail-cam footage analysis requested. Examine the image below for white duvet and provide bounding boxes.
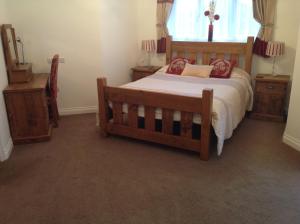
[119,68,253,155]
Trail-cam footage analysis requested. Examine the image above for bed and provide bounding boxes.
[97,36,254,160]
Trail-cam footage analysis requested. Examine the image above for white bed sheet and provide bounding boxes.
[117,68,253,155]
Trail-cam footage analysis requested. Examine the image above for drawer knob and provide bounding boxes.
[267,85,274,89]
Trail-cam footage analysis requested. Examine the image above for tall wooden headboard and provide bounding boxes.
[166,36,254,74]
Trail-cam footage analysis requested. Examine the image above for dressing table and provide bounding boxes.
[1,24,52,144]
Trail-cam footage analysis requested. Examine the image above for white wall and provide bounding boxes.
[136,0,164,66]
[0,0,139,160]
[283,25,300,151]
[5,0,139,115]
[136,0,300,77]
[252,0,300,77]
[0,0,13,161]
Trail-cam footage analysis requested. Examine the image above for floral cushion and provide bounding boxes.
[166,57,196,75]
[209,58,236,78]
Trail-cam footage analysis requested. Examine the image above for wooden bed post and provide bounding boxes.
[245,36,254,74]
[97,78,109,137]
[166,36,172,64]
[200,89,213,161]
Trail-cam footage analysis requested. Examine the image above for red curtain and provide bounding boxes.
[253,38,270,58]
[157,38,167,54]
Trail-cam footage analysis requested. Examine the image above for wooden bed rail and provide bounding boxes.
[97,77,213,160]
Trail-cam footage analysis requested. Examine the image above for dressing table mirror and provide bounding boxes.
[1,24,32,83]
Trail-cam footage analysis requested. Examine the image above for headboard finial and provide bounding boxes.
[166,36,173,64]
[245,36,254,74]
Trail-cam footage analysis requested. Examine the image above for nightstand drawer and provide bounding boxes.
[131,66,162,81]
[132,72,151,81]
[255,82,286,94]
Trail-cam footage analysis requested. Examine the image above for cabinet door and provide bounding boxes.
[253,93,268,114]
[253,93,284,117]
[5,91,49,139]
[267,94,284,116]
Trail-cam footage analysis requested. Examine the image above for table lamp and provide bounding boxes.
[266,41,285,75]
[141,40,156,66]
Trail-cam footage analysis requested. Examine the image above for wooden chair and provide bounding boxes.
[48,54,60,128]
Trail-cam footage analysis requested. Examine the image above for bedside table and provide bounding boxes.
[251,74,290,122]
[131,66,162,81]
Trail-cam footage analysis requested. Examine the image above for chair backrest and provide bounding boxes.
[50,54,59,99]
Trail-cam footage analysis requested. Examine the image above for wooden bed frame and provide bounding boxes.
[97,36,254,160]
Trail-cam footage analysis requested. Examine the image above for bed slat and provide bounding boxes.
[230,54,239,63]
[112,102,123,125]
[128,104,138,128]
[162,109,173,134]
[217,53,225,60]
[145,106,155,131]
[181,112,193,138]
[202,53,210,65]
[189,52,197,62]
[177,51,185,58]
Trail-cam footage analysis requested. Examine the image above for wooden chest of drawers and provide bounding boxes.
[131,66,162,81]
[251,74,290,122]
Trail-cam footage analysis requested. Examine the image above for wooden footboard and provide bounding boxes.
[97,78,213,161]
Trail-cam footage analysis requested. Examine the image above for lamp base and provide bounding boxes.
[146,52,152,66]
[271,56,277,76]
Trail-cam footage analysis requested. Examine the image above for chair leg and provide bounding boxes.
[54,100,60,120]
[51,99,59,128]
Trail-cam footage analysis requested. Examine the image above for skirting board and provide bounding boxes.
[283,134,300,152]
[0,137,13,162]
[59,106,97,116]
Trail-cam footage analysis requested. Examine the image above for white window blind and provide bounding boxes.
[167,0,260,42]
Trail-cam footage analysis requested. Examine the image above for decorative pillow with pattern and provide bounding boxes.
[209,58,236,78]
[166,57,196,75]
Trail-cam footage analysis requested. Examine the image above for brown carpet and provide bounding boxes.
[0,114,300,224]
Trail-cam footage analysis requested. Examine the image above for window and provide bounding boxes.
[167,0,260,42]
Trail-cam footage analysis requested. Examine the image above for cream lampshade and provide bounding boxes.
[266,41,285,75]
[141,40,156,66]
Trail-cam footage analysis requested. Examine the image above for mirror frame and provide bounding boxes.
[1,24,20,68]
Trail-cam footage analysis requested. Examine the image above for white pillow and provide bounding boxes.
[231,67,251,83]
[181,64,213,78]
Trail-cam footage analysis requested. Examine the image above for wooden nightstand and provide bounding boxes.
[251,74,290,122]
[131,66,162,81]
